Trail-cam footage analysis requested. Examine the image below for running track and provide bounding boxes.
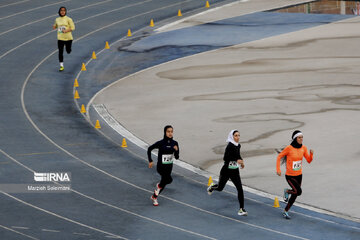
[0,0,359,239]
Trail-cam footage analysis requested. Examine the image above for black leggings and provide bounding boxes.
[155,164,173,196]
[58,40,72,62]
[212,166,244,209]
[285,174,302,211]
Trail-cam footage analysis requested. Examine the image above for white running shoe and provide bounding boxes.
[238,208,248,216]
[150,195,158,206]
[207,183,215,195]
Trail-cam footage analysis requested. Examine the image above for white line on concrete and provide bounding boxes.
[1,191,128,240]
[73,232,91,236]
[0,0,71,20]
[0,0,29,9]
[0,224,39,240]
[0,0,113,37]
[41,228,60,233]
[11,226,30,230]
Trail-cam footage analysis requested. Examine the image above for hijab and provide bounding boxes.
[290,130,303,149]
[226,129,239,146]
[163,125,173,140]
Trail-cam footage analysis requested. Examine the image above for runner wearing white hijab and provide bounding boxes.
[207,130,247,216]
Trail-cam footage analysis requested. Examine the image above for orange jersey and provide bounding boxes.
[276,145,313,176]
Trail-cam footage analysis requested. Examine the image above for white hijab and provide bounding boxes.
[226,129,239,146]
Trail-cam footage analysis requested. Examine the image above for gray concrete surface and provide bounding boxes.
[93,0,360,219]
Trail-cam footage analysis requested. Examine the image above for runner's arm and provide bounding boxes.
[304,146,313,163]
[147,141,160,163]
[174,142,179,159]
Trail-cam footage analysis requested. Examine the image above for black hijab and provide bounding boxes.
[290,130,303,149]
[163,125,173,140]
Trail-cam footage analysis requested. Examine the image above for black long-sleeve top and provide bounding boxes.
[223,142,242,169]
[147,138,179,165]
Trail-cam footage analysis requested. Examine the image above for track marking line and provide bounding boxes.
[0,0,154,60]
[0,0,29,9]
[16,151,58,156]
[73,232,91,236]
[0,224,39,240]
[11,226,30,230]
[41,228,60,233]
[0,0,113,37]
[0,0,71,20]
[1,191,128,240]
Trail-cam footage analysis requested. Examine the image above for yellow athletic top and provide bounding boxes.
[53,16,75,41]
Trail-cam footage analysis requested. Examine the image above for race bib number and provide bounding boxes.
[228,161,239,169]
[292,160,302,171]
[162,154,173,164]
[58,26,66,33]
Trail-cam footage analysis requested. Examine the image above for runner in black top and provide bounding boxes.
[207,130,248,216]
[147,125,179,206]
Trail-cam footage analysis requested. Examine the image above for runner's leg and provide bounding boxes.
[65,40,72,54]
[58,40,65,63]
[230,172,244,209]
[285,175,302,211]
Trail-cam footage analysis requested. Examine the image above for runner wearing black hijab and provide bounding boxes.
[207,130,247,216]
[147,125,179,206]
[276,130,314,219]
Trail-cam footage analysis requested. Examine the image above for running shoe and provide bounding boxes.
[59,66,64,71]
[238,208,248,216]
[207,183,215,195]
[283,211,291,219]
[154,183,162,197]
[150,195,158,206]
[283,188,289,202]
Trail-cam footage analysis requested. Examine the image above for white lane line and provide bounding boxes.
[0,191,128,240]
[41,228,60,233]
[0,0,71,20]
[0,0,29,9]
[0,0,113,37]
[0,149,217,240]
[0,224,39,240]
[0,0,153,60]
[11,226,30,230]
[73,232,91,236]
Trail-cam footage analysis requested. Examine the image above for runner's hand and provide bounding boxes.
[237,159,244,169]
[149,162,153,168]
[277,171,281,176]
[174,145,178,151]
[310,149,314,154]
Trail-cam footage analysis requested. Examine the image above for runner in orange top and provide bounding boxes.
[276,130,314,219]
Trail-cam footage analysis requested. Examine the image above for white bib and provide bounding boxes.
[228,161,239,169]
[58,26,66,33]
[162,154,173,164]
[292,160,302,171]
